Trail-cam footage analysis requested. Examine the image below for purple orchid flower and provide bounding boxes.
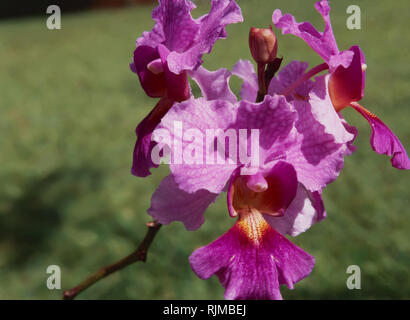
[145,65,355,298]
[130,0,243,177]
[273,0,410,169]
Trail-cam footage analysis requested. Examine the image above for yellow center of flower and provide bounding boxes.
[236,208,270,245]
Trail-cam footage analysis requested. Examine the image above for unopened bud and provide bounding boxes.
[249,26,277,64]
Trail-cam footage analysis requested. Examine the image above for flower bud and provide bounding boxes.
[249,26,278,64]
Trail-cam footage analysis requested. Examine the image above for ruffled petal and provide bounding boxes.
[134,0,242,78]
[264,183,326,237]
[166,0,243,74]
[148,175,218,230]
[272,0,339,63]
[189,211,315,300]
[156,98,238,194]
[351,103,410,170]
[232,59,258,102]
[189,66,237,103]
[131,98,174,177]
[138,0,198,50]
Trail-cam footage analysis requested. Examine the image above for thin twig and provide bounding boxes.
[62,220,162,300]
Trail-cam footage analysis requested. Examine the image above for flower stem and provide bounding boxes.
[256,62,267,102]
[280,63,329,97]
[62,220,162,300]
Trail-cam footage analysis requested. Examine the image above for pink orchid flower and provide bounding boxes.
[273,0,409,169]
[146,67,354,297]
[130,0,243,177]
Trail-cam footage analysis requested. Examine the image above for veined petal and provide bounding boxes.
[189,66,237,103]
[148,175,218,230]
[234,95,297,153]
[189,210,315,300]
[139,0,198,51]
[134,0,242,78]
[157,98,238,194]
[232,59,258,102]
[273,0,339,63]
[351,103,410,170]
[268,60,314,101]
[166,0,243,74]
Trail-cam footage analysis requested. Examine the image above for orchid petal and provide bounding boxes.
[156,98,238,194]
[166,0,243,74]
[351,103,410,170]
[232,59,258,102]
[228,161,298,218]
[265,184,326,237]
[148,175,218,230]
[131,98,174,177]
[272,0,339,63]
[234,95,297,152]
[268,60,313,101]
[138,0,198,51]
[329,46,366,110]
[131,45,167,98]
[189,66,237,103]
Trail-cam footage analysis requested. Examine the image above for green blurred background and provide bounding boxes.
[0,0,409,299]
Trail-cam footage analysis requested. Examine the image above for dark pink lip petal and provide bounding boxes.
[157,44,190,102]
[131,45,167,98]
[227,162,298,219]
[329,46,366,111]
[262,161,298,213]
[351,102,410,170]
[189,213,315,300]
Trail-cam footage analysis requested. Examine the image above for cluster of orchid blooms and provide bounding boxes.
[130,0,409,300]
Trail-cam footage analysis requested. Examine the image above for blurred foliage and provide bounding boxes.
[0,0,409,299]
